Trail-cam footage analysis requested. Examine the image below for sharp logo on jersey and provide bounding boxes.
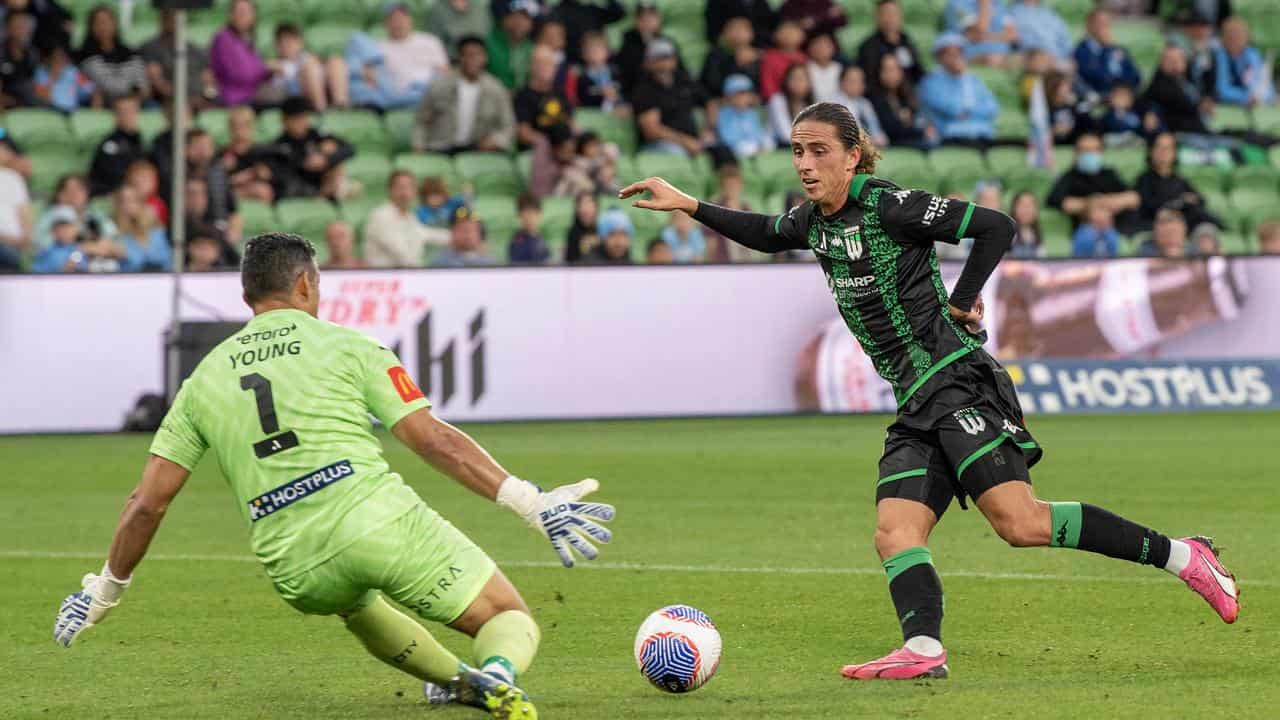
[388,366,425,403]
[247,459,354,521]
[922,196,950,226]
[953,407,986,435]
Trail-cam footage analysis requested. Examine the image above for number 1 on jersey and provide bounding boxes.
[240,373,300,459]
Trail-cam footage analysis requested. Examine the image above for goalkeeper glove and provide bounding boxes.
[53,564,130,648]
[497,477,615,568]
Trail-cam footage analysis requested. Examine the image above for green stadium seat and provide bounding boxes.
[122,18,158,48]
[138,109,168,143]
[185,18,223,48]
[69,109,116,150]
[256,110,283,143]
[1201,189,1232,225]
[1230,186,1276,217]
[306,25,358,58]
[338,194,385,236]
[879,147,931,173]
[343,153,393,192]
[1182,165,1225,194]
[1255,105,1280,134]
[539,195,574,233]
[255,0,306,23]
[1218,230,1252,255]
[304,0,374,26]
[751,150,796,195]
[1107,147,1146,183]
[515,151,533,187]
[613,154,638,185]
[26,149,84,198]
[1039,209,1074,258]
[393,152,456,184]
[322,110,391,153]
[971,66,1020,109]
[1003,167,1056,200]
[238,201,278,239]
[931,147,987,193]
[383,110,415,154]
[1229,164,1277,193]
[635,152,701,195]
[986,146,1029,176]
[1211,105,1253,132]
[196,108,232,147]
[276,197,340,242]
[6,108,74,151]
[994,110,1029,139]
[472,194,518,227]
[575,107,636,155]
[455,152,521,195]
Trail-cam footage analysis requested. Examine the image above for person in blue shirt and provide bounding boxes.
[112,185,171,272]
[1074,8,1142,95]
[33,44,95,113]
[1214,16,1275,107]
[919,34,1000,143]
[1071,197,1121,258]
[1009,0,1072,61]
[659,208,706,263]
[715,73,775,158]
[416,176,466,228]
[944,0,1017,66]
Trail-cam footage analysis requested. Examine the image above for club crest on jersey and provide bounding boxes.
[817,225,863,260]
[953,407,986,435]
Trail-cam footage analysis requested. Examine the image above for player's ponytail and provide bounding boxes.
[793,101,880,175]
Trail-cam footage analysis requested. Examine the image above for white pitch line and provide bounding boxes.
[3,550,1274,587]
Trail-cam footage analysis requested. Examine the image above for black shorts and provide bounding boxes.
[875,352,1044,520]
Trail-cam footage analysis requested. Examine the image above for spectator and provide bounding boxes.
[1071,196,1120,257]
[320,219,367,269]
[705,0,775,49]
[0,127,32,179]
[273,97,355,200]
[632,39,709,156]
[416,175,466,229]
[111,185,171,272]
[806,33,842,103]
[1135,131,1220,230]
[149,98,192,192]
[185,224,235,272]
[210,0,283,107]
[1190,221,1220,256]
[271,23,348,112]
[587,207,633,264]
[33,174,117,252]
[182,177,239,268]
[124,158,168,227]
[185,128,243,246]
[508,192,550,264]
[413,35,515,153]
[377,2,449,109]
[856,0,925,86]
[759,19,807,100]
[706,164,762,262]
[645,237,673,264]
[780,0,847,38]
[343,32,418,111]
[529,123,582,198]
[660,210,706,263]
[564,191,598,263]
[76,5,148,103]
[716,74,773,159]
[919,34,999,145]
[1138,207,1188,257]
[1176,12,1218,102]
[1214,16,1274,108]
[1143,44,1211,134]
[487,0,537,90]
[1017,47,1052,108]
[974,179,1003,210]
[532,20,572,96]
[869,54,934,147]
[575,31,624,111]
[89,94,146,197]
[515,44,573,149]
[427,0,493,57]
[944,0,1017,66]
[574,131,620,195]
[1074,9,1141,96]
[0,138,30,271]
[1100,83,1160,145]
[834,65,888,148]
[431,203,497,267]
[1008,190,1045,258]
[141,9,218,111]
[1257,220,1280,255]
[32,211,129,273]
[8,0,71,56]
[1044,69,1094,145]
[33,43,95,113]
[0,10,39,108]
[1047,132,1142,234]
[1008,0,1072,61]
[700,15,761,101]
[222,105,275,203]
[548,0,625,66]
[769,63,814,146]
[617,1,684,97]
[364,170,442,268]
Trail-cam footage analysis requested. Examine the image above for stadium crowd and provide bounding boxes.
[2,0,1280,273]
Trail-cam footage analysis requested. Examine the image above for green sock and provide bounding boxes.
[472,610,541,684]
[344,594,462,684]
[1049,502,1083,548]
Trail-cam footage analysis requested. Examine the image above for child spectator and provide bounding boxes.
[707,164,761,262]
[1139,207,1188,258]
[33,44,95,113]
[1257,220,1280,255]
[272,23,346,112]
[564,191,598,264]
[759,19,807,100]
[509,192,551,264]
[588,207,633,264]
[646,237,674,263]
[1190,222,1220,256]
[575,131,620,195]
[1099,84,1156,145]
[1071,196,1120,257]
[716,74,774,158]
[769,63,814,145]
[186,224,235,272]
[1045,70,1093,145]
[32,214,108,273]
[834,65,887,147]
[660,209,707,263]
[124,159,169,227]
[112,185,171,272]
[576,31,623,111]
[416,176,467,229]
[320,219,367,269]
[700,15,761,101]
[805,33,842,103]
[1008,190,1045,258]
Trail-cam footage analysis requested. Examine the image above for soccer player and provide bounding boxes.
[619,102,1239,680]
[52,233,616,718]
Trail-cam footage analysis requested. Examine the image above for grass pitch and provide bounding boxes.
[1,413,1276,719]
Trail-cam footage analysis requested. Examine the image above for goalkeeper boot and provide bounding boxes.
[422,680,455,706]
[840,646,949,680]
[448,668,537,719]
[1178,536,1239,624]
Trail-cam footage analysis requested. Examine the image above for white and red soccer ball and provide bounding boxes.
[633,605,722,693]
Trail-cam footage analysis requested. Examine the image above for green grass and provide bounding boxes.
[2,413,1277,718]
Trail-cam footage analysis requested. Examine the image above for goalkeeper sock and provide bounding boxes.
[1048,502,1172,569]
[344,594,463,684]
[883,546,944,654]
[472,610,541,684]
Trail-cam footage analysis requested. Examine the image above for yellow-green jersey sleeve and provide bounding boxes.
[362,341,432,429]
[149,381,208,471]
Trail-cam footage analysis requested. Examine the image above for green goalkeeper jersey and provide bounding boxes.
[149,308,432,581]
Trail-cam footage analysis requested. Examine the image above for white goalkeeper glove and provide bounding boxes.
[53,564,131,648]
[497,477,616,568]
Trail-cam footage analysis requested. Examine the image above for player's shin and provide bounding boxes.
[344,594,463,684]
[472,610,541,685]
[884,547,945,656]
[1048,502,1186,573]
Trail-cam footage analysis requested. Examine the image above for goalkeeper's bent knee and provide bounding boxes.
[344,594,462,684]
[473,610,541,682]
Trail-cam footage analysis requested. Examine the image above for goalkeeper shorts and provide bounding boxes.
[272,502,497,624]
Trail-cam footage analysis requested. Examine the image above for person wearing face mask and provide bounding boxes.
[1046,132,1142,235]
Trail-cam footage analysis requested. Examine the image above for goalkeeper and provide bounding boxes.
[52,233,614,720]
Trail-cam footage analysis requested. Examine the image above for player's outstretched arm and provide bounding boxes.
[391,409,615,567]
[620,177,809,254]
[54,455,190,647]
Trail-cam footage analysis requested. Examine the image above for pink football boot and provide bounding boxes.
[841,646,949,680]
[1178,536,1240,624]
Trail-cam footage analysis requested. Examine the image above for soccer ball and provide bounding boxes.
[633,605,722,693]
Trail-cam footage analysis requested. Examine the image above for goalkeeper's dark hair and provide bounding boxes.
[792,101,880,175]
[241,232,317,304]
